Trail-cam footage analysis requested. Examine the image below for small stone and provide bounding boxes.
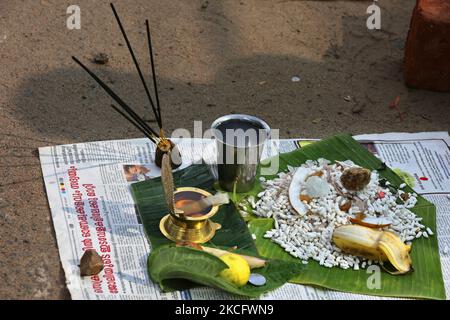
[291,75,301,82]
[344,95,352,102]
[79,249,104,276]
[93,53,109,65]
[312,118,322,124]
[201,1,209,10]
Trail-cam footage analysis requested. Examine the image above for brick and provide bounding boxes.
[404,0,450,92]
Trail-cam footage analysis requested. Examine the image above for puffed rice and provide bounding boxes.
[254,158,428,270]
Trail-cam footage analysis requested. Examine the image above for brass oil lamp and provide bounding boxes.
[160,154,222,244]
[159,187,222,243]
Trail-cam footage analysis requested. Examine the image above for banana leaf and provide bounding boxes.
[131,164,302,297]
[148,245,302,297]
[247,133,445,300]
[131,165,255,252]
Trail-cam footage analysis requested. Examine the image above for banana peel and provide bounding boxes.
[332,225,412,274]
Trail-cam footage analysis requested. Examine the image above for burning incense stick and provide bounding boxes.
[110,3,161,128]
[71,56,159,140]
[110,104,157,144]
[72,3,182,168]
[145,19,162,128]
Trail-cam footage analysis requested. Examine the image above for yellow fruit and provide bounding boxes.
[218,253,251,287]
[332,225,413,274]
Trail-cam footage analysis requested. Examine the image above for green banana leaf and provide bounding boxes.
[246,133,445,300]
[131,164,302,297]
[148,245,302,297]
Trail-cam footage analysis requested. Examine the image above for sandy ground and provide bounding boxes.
[0,0,449,299]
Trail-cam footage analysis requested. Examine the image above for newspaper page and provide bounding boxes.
[39,132,450,300]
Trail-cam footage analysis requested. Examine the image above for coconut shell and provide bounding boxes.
[155,139,182,169]
[340,167,371,191]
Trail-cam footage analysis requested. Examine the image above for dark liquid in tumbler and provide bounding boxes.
[215,119,263,147]
[215,118,265,192]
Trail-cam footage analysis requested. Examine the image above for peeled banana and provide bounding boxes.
[332,225,412,274]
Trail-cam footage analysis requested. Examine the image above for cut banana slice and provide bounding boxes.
[332,225,412,274]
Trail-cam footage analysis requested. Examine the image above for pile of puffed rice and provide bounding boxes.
[250,159,432,270]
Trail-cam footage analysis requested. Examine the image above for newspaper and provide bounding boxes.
[39,131,450,300]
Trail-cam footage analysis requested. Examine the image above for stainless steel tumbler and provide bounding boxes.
[211,114,270,192]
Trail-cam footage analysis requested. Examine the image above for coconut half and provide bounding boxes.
[288,167,313,215]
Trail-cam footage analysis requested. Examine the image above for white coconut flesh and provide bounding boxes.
[304,176,331,197]
[288,167,313,215]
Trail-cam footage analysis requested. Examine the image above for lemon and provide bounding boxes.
[218,253,250,287]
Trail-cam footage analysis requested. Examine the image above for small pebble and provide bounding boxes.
[93,53,109,64]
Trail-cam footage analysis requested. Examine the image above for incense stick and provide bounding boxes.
[72,56,159,139]
[110,3,162,128]
[110,104,157,143]
[145,19,162,127]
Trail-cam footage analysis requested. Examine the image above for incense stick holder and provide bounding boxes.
[155,139,182,169]
[159,187,221,243]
